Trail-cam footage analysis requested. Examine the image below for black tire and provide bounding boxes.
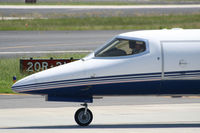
[74,108,93,126]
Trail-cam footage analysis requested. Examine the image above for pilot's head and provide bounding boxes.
[129,41,142,49]
[129,40,136,49]
[135,41,145,51]
[135,43,142,50]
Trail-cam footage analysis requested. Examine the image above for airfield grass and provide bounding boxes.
[0,53,87,94]
[0,14,200,30]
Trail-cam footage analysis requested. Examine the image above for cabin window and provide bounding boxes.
[95,39,146,57]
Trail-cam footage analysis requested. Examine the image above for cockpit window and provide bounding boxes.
[95,39,146,57]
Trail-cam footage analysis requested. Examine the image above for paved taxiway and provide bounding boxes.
[0,95,200,133]
[1,95,200,108]
[1,5,200,18]
[0,30,130,57]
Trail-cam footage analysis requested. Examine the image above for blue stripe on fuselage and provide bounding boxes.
[12,72,162,92]
[19,79,200,97]
[13,72,161,88]
[12,70,200,96]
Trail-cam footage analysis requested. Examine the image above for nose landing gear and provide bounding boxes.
[74,103,93,126]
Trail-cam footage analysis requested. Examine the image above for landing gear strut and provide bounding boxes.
[74,103,93,126]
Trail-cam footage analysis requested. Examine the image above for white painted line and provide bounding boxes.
[0,17,47,20]
[0,51,92,54]
[0,5,200,9]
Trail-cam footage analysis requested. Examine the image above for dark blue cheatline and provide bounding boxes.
[12,70,200,96]
[12,72,162,93]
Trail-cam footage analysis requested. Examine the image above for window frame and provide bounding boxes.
[94,36,150,59]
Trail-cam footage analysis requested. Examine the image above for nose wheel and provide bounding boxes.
[74,103,93,126]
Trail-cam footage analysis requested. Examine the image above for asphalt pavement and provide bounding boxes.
[0,30,131,57]
[2,0,200,4]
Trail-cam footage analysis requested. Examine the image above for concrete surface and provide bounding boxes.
[0,103,200,133]
[0,95,200,133]
[1,95,200,109]
[0,95,200,132]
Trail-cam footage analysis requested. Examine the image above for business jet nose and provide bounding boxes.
[12,74,36,93]
[11,59,85,93]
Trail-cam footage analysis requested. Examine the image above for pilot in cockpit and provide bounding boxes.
[129,40,145,55]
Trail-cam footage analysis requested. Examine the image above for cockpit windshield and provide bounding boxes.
[95,38,146,57]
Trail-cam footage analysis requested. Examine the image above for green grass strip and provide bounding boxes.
[0,14,200,31]
[0,53,87,94]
